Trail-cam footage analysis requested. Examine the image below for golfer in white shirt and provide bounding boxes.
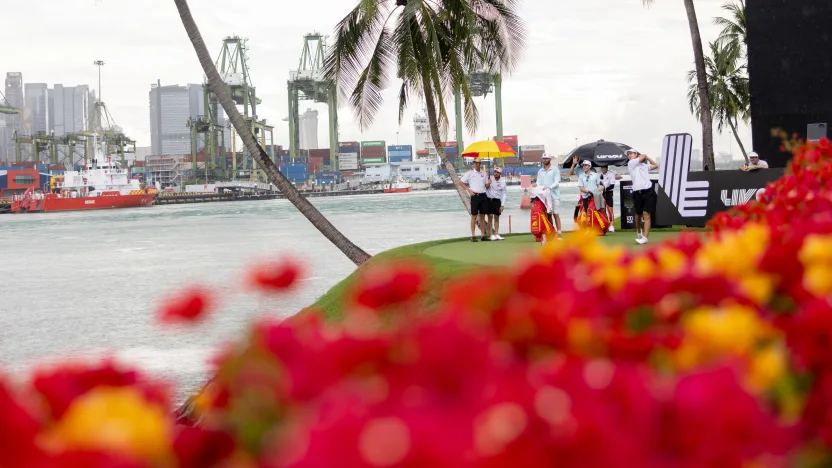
[627,148,659,245]
[486,166,508,241]
[460,159,491,242]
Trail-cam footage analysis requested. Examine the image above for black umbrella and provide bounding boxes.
[560,140,633,168]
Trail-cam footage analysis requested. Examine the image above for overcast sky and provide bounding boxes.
[3,0,749,158]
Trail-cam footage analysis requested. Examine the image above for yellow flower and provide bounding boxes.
[747,344,787,393]
[48,386,172,460]
[694,224,773,304]
[628,256,656,282]
[805,264,832,296]
[656,247,688,277]
[590,264,628,292]
[674,305,775,371]
[799,235,832,265]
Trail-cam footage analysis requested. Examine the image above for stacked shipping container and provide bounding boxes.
[338,142,360,172]
[520,145,545,164]
[387,144,413,163]
[361,141,386,165]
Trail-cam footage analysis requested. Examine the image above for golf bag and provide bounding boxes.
[576,193,610,236]
[530,197,555,243]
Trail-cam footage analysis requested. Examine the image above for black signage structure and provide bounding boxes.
[654,133,784,227]
[619,179,670,230]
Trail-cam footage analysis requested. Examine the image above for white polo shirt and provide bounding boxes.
[486,177,507,204]
[628,159,652,191]
[749,159,769,169]
[461,169,488,194]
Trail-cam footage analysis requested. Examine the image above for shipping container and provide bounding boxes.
[389,155,412,163]
[361,157,386,164]
[361,140,385,147]
[361,149,386,158]
[133,161,146,167]
[444,147,458,155]
[494,135,519,146]
[337,153,359,171]
[309,148,330,157]
[339,141,360,148]
[441,141,457,148]
[521,149,545,163]
[387,145,412,152]
[520,145,545,151]
[503,156,521,166]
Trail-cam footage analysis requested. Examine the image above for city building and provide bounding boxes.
[1,73,24,161]
[299,108,319,150]
[49,84,91,136]
[149,82,230,156]
[24,83,49,135]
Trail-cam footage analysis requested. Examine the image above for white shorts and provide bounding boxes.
[551,198,560,214]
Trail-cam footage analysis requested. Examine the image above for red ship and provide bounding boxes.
[383,175,412,194]
[10,142,157,213]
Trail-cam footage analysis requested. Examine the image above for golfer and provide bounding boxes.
[536,153,563,240]
[577,160,602,212]
[486,166,508,241]
[460,159,490,242]
[626,148,659,245]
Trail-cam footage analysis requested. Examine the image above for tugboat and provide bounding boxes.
[384,175,412,193]
[11,140,157,213]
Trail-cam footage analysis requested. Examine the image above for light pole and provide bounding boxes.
[93,60,105,105]
[396,132,399,145]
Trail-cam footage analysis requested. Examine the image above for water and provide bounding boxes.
[0,184,599,401]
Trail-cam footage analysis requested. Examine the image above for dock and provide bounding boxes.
[154,188,386,205]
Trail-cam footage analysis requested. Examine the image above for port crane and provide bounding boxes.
[197,36,275,182]
[0,90,20,115]
[287,33,339,168]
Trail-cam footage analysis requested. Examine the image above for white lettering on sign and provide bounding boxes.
[595,154,624,160]
[85,200,95,205]
[720,189,758,207]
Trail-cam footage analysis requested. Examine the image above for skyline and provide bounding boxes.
[2,0,749,159]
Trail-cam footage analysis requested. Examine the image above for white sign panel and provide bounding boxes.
[520,145,545,151]
[338,153,359,170]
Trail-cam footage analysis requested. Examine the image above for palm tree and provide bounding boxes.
[324,0,526,212]
[172,0,370,266]
[688,41,750,163]
[643,0,715,171]
[714,0,746,54]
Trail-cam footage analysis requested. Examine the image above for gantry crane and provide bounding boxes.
[453,70,504,166]
[201,36,275,181]
[0,90,20,115]
[287,33,339,168]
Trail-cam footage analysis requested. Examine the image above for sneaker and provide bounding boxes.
[557,234,564,241]
[608,226,615,233]
[481,236,491,242]
[495,235,505,241]
[636,232,643,241]
[471,237,478,243]
[636,237,648,245]
[490,235,498,241]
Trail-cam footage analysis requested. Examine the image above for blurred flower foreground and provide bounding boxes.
[3,141,832,467]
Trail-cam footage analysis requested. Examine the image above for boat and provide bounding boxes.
[10,141,157,213]
[384,175,412,194]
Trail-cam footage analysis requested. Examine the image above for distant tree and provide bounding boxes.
[688,41,751,163]
[173,0,370,265]
[324,0,526,212]
[643,0,715,171]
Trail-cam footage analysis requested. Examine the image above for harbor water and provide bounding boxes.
[0,183,608,402]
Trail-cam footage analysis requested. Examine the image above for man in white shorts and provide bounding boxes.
[536,153,563,239]
[627,148,659,245]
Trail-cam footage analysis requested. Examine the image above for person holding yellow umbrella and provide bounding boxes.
[459,140,515,242]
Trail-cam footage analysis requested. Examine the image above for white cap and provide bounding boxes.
[749,151,760,158]
[541,153,552,160]
[581,160,592,166]
[626,148,638,154]
[494,166,502,173]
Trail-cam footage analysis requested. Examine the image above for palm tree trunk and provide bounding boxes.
[173,0,370,266]
[728,118,749,164]
[684,0,715,171]
[422,74,471,214]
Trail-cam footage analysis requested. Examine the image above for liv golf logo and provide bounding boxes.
[657,134,709,217]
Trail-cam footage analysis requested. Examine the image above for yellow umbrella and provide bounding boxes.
[460,140,516,159]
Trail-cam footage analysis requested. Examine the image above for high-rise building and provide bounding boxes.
[1,72,24,161]
[49,84,91,136]
[149,81,230,156]
[299,108,319,150]
[24,83,49,135]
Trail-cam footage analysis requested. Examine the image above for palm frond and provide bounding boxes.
[348,26,395,129]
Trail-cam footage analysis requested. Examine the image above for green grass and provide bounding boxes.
[310,225,703,321]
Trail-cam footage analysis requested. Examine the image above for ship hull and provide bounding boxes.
[12,194,156,213]
[384,187,411,194]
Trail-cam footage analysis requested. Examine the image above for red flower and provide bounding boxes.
[248,258,303,292]
[172,426,235,468]
[31,361,169,420]
[0,378,43,467]
[158,286,213,324]
[351,262,428,310]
